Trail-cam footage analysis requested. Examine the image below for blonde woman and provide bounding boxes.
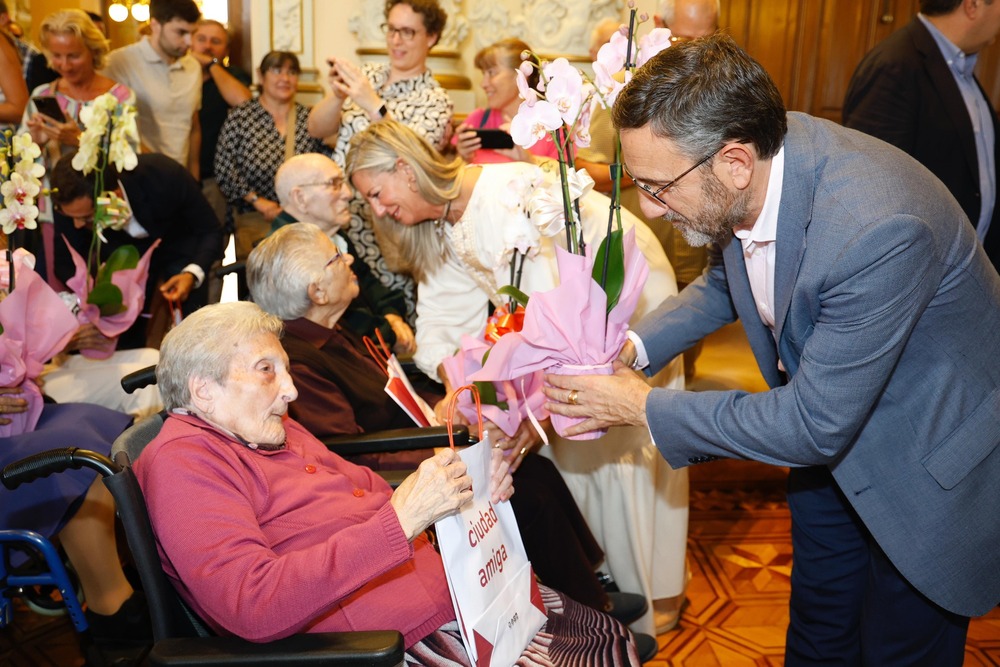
[347,120,690,637]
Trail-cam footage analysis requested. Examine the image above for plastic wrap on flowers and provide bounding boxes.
[471,228,649,440]
[441,333,549,438]
[0,249,80,436]
[63,236,160,359]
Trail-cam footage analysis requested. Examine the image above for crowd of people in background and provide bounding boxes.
[2,0,999,665]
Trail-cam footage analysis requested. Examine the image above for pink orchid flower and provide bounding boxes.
[637,28,674,67]
[510,100,562,149]
[515,65,538,106]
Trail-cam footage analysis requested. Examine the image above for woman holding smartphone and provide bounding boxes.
[453,39,558,165]
[20,10,134,255]
[307,0,453,324]
[23,10,133,155]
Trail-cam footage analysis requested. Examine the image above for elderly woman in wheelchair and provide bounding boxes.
[136,301,647,664]
[246,222,655,631]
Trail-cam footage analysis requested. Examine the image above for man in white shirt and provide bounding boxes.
[545,34,1000,667]
[102,0,202,178]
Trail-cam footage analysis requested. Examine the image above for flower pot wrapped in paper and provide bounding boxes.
[62,237,160,359]
[0,250,79,436]
[441,325,549,438]
[472,228,649,439]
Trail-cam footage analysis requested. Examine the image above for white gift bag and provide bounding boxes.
[434,386,547,667]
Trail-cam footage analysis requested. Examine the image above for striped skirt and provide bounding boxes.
[405,585,640,666]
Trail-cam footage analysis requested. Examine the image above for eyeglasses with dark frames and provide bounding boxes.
[624,148,720,207]
[325,235,349,267]
[380,22,423,41]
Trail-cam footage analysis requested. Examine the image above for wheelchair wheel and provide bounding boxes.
[7,542,84,617]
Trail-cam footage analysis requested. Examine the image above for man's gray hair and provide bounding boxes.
[246,222,327,320]
[157,302,283,410]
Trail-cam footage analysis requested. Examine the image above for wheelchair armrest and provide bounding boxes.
[322,424,468,457]
[214,261,245,279]
[147,630,404,666]
[121,365,158,394]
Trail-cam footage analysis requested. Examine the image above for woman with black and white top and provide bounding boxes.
[307,0,453,324]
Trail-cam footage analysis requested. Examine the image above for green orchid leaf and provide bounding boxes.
[87,282,126,316]
[593,228,625,312]
[496,285,530,307]
[473,380,508,410]
[95,245,140,286]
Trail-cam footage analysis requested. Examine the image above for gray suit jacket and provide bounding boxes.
[635,113,1000,617]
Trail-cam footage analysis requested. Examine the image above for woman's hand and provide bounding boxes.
[492,121,533,164]
[25,113,49,145]
[0,386,29,426]
[253,197,282,222]
[390,448,473,540]
[386,314,416,356]
[488,446,515,503]
[485,417,547,473]
[30,113,81,147]
[66,323,116,354]
[433,390,470,427]
[454,122,481,161]
[330,59,381,117]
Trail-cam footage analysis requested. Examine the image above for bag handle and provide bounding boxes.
[445,384,484,448]
[362,329,392,376]
[284,104,297,161]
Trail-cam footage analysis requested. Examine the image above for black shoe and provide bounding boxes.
[596,570,620,593]
[85,591,153,645]
[605,591,649,625]
[633,632,659,664]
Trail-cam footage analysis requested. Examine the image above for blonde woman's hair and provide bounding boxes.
[40,9,110,70]
[345,119,464,282]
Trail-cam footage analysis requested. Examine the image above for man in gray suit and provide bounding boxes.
[546,34,1000,665]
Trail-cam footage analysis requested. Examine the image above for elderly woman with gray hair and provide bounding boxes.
[133,300,648,664]
[245,222,657,628]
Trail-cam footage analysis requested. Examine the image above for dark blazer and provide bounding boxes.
[54,153,225,307]
[844,17,1000,267]
[636,114,1000,617]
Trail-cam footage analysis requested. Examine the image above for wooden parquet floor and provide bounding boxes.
[646,458,1000,665]
[3,324,998,665]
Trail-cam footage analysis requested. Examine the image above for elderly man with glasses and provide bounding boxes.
[271,153,414,355]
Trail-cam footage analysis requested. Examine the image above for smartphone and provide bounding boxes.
[32,96,67,123]
[475,129,515,150]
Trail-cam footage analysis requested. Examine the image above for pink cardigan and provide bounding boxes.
[133,412,455,646]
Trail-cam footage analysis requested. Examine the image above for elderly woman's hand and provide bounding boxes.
[0,386,29,426]
[390,448,473,540]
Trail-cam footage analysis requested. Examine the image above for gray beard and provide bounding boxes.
[679,227,716,247]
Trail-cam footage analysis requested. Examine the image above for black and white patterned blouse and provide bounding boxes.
[330,62,453,325]
[214,99,327,214]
